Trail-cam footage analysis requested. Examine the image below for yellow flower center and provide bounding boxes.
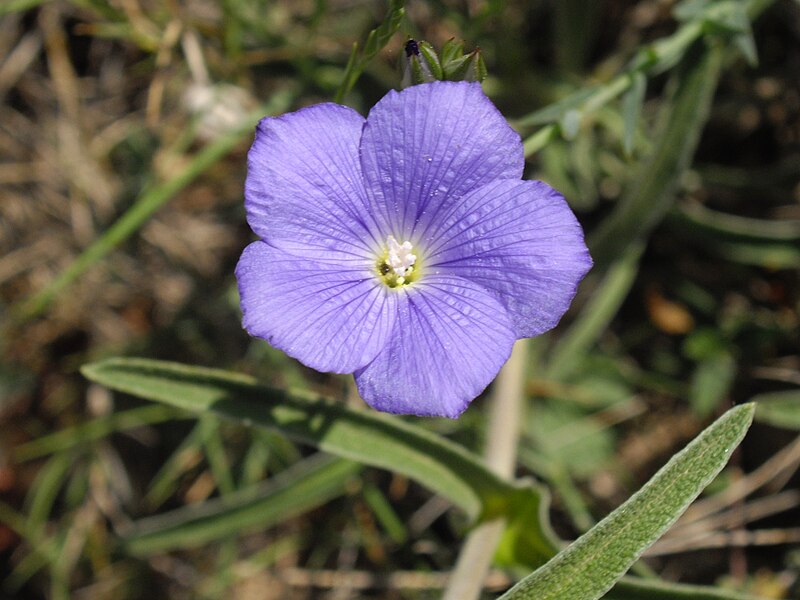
[376,236,419,288]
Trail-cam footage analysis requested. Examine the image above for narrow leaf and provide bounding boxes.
[14,404,178,462]
[673,201,800,243]
[363,0,404,59]
[590,43,724,267]
[333,0,405,102]
[546,243,643,380]
[608,576,769,600]
[689,352,736,417]
[81,357,559,563]
[499,403,754,600]
[753,390,800,430]
[441,38,464,65]
[122,455,360,555]
[622,72,646,155]
[417,40,444,79]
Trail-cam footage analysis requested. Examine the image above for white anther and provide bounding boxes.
[386,236,416,277]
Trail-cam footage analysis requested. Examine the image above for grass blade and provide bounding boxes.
[607,576,769,600]
[13,404,179,462]
[14,91,294,321]
[122,454,360,555]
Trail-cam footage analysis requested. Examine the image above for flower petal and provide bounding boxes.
[354,275,515,418]
[425,179,592,338]
[245,103,380,259]
[359,81,524,239]
[235,241,396,373]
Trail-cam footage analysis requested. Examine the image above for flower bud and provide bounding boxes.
[400,39,486,88]
[401,39,440,88]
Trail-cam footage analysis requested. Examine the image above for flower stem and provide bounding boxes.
[442,339,528,600]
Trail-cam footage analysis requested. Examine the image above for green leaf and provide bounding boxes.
[362,481,408,544]
[622,72,646,156]
[703,1,751,33]
[24,453,75,534]
[559,109,582,140]
[683,328,728,360]
[81,358,559,564]
[527,401,616,478]
[733,30,758,66]
[122,454,360,555]
[590,42,724,267]
[498,403,754,600]
[546,243,643,380]
[13,404,179,462]
[362,0,405,59]
[442,48,488,83]
[753,390,800,429]
[334,0,405,102]
[517,88,597,127]
[673,201,800,243]
[608,576,769,600]
[689,352,736,417]
[713,241,800,269]
[674,0,712,22]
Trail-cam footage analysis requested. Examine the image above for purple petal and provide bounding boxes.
[359,81,524,239]
[425,180,592,338]
[354,275,515,418]
[235,241,396,373]
[245,103,381,259]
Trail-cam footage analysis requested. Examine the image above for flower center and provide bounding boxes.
[377,236,418,288]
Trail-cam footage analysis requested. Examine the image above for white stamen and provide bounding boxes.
[386,236,416,278]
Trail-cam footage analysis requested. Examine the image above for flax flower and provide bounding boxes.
[236,82,591,417]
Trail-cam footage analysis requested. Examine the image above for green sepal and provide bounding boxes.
[417,40,444,79]
[440,38,465,65]
[443,48,488,83]
[400,38,488,87]
[401,39,438,88]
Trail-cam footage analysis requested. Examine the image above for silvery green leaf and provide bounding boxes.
[499,403,754,600]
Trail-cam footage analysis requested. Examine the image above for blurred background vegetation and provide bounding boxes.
[0,0,799,598]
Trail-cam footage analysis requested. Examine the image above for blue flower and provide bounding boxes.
[236,81,592,418]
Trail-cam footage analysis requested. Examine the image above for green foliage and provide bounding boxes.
[590,43,724,266]
[334,0,406,102]
[753,391,800,429]
[4,0,795,597]
[500,404,755,600]
[14,404,179,462]
[401,38,487,87]
[81,357,560,563]
[609,577,770,600]
[122,454,361,555]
